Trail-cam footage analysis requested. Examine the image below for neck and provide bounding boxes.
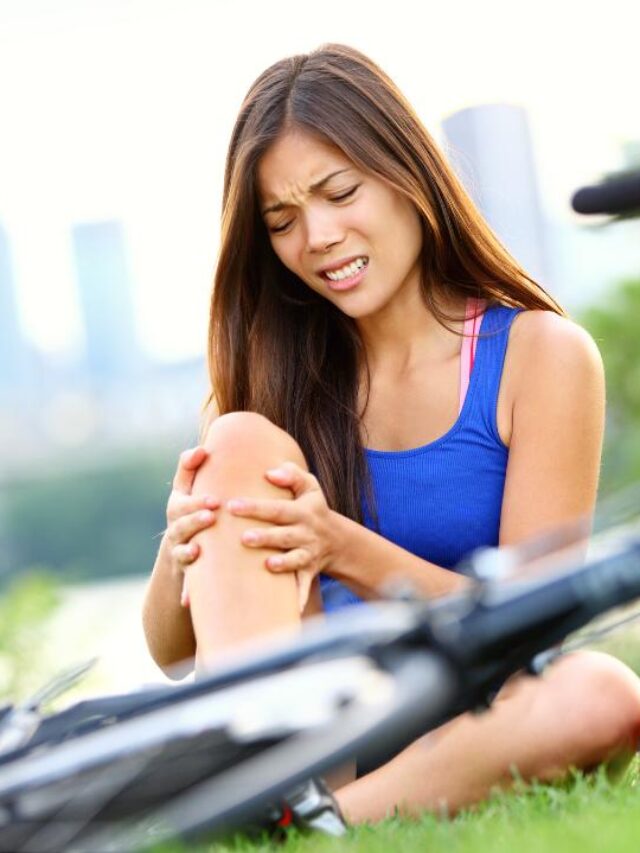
[357,288,466,376]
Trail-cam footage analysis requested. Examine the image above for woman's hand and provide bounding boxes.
[165,446,220,604]
[227,462,336,610]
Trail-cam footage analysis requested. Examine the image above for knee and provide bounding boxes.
[203,411,302,458]
[203,411,272,451]
[552,651,640,762]
[199,411,307,479]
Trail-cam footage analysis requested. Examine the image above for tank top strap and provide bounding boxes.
[468,303,523,446]
[458,297,486,414]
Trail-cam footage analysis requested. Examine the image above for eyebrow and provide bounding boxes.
[261,169,352,215]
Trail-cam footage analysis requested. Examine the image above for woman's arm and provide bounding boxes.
[327,514,469,598]
[236,311,605,600]
[143,532,197,673]
[497,311,605,546]
[142,447,220,675]
[143,398,222,674]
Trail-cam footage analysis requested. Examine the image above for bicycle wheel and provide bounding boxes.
[0,611,456,852]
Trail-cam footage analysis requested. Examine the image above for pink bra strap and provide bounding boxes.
[458,297,486,414]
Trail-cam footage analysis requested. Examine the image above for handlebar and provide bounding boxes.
[1,521,640,851]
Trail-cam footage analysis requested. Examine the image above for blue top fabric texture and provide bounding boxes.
[319,303,522,612]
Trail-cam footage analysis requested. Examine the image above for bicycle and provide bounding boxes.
[1,504,640,852]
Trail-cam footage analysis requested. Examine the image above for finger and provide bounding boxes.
[241,525,303,551]
[173,541,199,566]
[168,492,221,522]
[265,548,310,572]
[168,509,217,545]
[265,462,318,498]
[172,446,209,493]
[227,498,298,524]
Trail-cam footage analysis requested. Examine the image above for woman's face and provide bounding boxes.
[257,130,424,321]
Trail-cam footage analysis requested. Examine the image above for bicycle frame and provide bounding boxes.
[1,521,640,852]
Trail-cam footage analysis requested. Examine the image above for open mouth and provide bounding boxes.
[320,256,369,284]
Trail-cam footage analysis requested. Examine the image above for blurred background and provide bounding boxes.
[1,0,639,700]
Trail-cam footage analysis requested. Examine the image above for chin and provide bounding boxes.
[330,299,381,321]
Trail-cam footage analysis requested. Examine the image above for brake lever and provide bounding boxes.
[0,658,98,755]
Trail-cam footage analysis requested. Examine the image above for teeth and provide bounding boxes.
[325,257,367,281]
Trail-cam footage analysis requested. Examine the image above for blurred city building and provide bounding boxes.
[0,223,45,468]
[0,223,28,401]
[442,106,640,311]
[71,221,141,388]
[0,219,207,473]
[442,103,550,288]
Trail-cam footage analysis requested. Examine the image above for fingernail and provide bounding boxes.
[204,496,220,508]
[242,530,259,544]
[268,556,283,568]
[227,499,246,512]
[198,510,213,522]
[266,468,285,478]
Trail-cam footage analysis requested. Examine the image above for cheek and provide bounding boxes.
[270,232,305,273]
[270,241,297,275]
[386,201,423,261]
[270,240,323,295]
[358,187,412,248]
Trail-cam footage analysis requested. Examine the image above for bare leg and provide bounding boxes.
[335,650,640,823]
[185,412,312,668]
[182,415,640,813]
[182,411,354,787]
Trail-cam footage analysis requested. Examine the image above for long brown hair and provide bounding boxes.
[206,43,565,523]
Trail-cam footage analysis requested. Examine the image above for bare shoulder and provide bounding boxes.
[508,309,604,396]
[498,310,604,448]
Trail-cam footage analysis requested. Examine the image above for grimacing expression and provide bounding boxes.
[257,131,424,321]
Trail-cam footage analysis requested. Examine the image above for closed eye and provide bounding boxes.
[329,185,359,202]
[269,219,294,234]
[267,185,360,234]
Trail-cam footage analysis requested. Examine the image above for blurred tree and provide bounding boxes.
[581,277,640,495]
[0,447,174,584]
[0,572,60,700]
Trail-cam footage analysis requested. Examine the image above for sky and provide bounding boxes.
[0,0,638,360]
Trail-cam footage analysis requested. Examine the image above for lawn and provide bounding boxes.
[186,762,640,852]
[155,624,640,853]
[5,575,640,852]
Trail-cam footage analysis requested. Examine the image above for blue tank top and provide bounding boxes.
[320,304,522,611]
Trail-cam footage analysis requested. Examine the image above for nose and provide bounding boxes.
[303,205,343,254]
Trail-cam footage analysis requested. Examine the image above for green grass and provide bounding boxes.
[5,578,640,852]
[146,625,640,853]
[158,629,640,853]
[155,761,640,853]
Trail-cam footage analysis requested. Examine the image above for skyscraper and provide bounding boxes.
[0,224,26,401]
[442,104,550,286]
[72,220,140,386]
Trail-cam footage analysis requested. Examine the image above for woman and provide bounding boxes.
[142,44,640,822]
